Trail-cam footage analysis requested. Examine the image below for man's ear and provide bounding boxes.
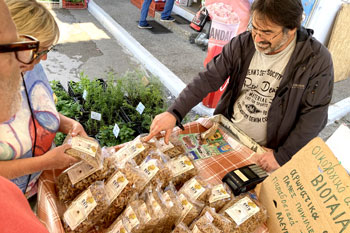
[288,27,297,36]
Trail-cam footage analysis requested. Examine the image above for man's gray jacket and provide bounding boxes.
[168,27,334,166]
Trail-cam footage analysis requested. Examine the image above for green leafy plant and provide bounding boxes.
[95,125,117,147]
[51,70,168,147]
[50,81,83,146]
[54,132,66,146]
[119,123,136,143]
[50,80,82,120]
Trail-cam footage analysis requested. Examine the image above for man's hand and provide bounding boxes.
[70,120,88,137]
[43,144,79,170]
[256,148,280,172]
[143,112,177,144]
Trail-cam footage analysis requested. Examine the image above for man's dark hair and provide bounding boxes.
[251,0,304,29]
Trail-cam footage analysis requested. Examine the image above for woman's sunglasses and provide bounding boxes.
[0,34,47,64]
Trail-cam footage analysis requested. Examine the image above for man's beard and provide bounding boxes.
[0,71,22,122]
[254,33,289,54]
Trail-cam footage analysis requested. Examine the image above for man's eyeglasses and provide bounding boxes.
[0,35,40,64]
[248,24,283,42]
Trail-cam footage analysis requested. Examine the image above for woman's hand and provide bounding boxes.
[71,120,88,137]
[43,144,79,170]
[59,113,88,137]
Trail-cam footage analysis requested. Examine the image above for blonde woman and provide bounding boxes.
[0,0,87,198]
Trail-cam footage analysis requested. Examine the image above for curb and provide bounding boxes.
[327,97,350,126]
[88,0,214,116]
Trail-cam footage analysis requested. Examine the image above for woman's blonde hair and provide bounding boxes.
[6,0,60,48]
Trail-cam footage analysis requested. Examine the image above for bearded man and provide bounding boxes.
[145,0,334,172]
[0,0,23,122]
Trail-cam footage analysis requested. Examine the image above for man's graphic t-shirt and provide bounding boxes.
[231,35,296,145]
[0,64,60,197]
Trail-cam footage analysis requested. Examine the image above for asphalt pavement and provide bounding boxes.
[41,1,350,141]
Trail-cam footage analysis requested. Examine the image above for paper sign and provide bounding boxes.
[90,111,101,121]
[258,137,350,233]
[113,123,120,139]
[136,102,145,115]
[83,90,88,100]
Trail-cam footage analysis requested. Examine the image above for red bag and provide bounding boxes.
[202,0,251,108]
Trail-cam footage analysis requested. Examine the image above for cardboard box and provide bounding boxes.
[257,137,350,233]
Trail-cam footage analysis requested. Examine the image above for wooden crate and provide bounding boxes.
[62,0,87,9]
[131,0,165,18]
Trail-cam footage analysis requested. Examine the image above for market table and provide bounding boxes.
[37,117,269,233]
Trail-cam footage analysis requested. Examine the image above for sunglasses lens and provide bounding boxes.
[16,35,37,64]
[16,49,34,64]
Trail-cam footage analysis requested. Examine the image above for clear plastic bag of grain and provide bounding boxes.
[141,186,167,233]
[139,156,172,190]
[104,200,140,233]
[167,155,198,187]
[171,222,191,233]
[122,200,152,233]
[219,192,268,233]
[189,211,221,233]
[177,193,205,226]
[207,183,234,212]
[134,136,157,165]
[156,183,183,232]
[105,216,129,233]
[56,156,117,204]
[148,149,170,163]
[158,135,187,159]
[62,181,110,233]
[110,135,157,166]
[178,176,211,203]
[63,134,103,169]
[99,161,148,228]
[199,206,232,233]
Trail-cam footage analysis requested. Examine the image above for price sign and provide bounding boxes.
[91,111,101,121]
[113,123,120,138]
[136,102,145,114]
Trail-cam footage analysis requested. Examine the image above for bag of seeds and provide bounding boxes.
[189,211,221,233]
[139,156,172,190]
[207,183,233,212]
[167,155,198,187]
[219,192,268,233]
[99,161,148,227]
[171,222,191,233]
[176,193,205,226]
[159,135,187,159]
[62,181,110,233]
[64,134,103,169]
[178,176,211,203]
[199,206,232,233]
[57,157,116,204]
[141,186,167,233]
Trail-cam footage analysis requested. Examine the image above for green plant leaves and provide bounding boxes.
[50,70,168,147]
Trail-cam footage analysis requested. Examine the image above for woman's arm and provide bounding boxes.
[0,144,78,179]
[0,114,85,179]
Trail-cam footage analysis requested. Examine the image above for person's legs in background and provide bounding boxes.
[138,0,153,28]
[160,0,175,22]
